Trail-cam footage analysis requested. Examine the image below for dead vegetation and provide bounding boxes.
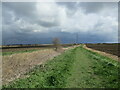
[2,49,60,85]
[2,46,78,85]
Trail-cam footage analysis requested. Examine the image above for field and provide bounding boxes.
[2,49,60,85]
[1,44,75,56]
[1,44,75,49]
[3,45,119,88]
[2,45,77,85]
[86,43,119,56]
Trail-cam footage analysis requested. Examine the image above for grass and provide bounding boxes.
[3,46,120,88]
[1,49,43,56]
[66,47,119,88]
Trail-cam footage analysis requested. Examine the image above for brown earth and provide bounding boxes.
[2,46,78,85]
[2,47,46,52]
[1,44,75,52]
[2,49,60,85]
[84,45,119,62]
[86,43,119,56]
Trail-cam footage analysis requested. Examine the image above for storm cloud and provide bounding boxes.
[2,2,118,45]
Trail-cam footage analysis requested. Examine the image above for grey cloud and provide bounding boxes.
[58,2,79,16]
[37,19,59,27]
[2,2,118,45]
[3,30,116,45]
[79,2,104,13]
[79,2,117,14]
[2,2,61,30]
[3,2,36,17]
[56,2,77,10]
[57,2,117,14]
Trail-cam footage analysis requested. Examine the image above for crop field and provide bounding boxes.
[86,43,119,56]
[3,45,120,88]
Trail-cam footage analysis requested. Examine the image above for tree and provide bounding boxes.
[52,38,61,51]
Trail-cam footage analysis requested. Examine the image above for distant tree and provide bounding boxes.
[20,44,23,47]
[52,38,61,51]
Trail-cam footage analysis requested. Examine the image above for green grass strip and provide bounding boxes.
[1,49,42,56]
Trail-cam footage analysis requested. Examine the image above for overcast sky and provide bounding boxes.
[2,2,118,45]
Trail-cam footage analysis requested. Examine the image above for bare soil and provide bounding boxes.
[86,43,119,56]
[2,47,48,52]
[84,45,119,62]
[2,46,78,85]
[2,49,61,85]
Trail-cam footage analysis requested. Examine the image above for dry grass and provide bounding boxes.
[2,49,60,85]
[2,46,78,85]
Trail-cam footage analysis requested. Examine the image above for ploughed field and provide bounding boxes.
[2,45,78,85]
[2,47,46,53]
[2,44,75,52]
[86,43,119,56]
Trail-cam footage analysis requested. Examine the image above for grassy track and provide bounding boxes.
[3,46,119,88]
[66,47,119,88]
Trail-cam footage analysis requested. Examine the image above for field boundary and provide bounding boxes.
[83,45,119,62]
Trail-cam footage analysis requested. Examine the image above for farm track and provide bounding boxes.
[66,46,119,88]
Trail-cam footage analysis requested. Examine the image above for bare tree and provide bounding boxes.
[52,38,61,51]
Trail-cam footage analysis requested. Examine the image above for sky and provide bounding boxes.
[2,2,118,45]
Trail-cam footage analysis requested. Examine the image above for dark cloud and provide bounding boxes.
[2,2,118,45]
[79,2,104,13]
[56,2,77,9]
[56,2,78,16]
[79,2,117,14]
[57,2,117,14]
[3,30,116,45]
[3,2,36,17]
[37,19,59,27]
